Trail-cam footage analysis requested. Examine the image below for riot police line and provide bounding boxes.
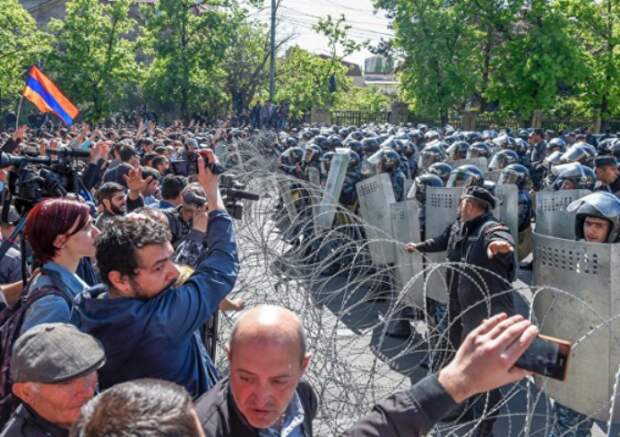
[270,124,620,434]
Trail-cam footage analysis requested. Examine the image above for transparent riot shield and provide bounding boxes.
[494,184,519,243]
[424,186,464,303]
[535,190,591,239]
[307,167,322,227]
[484,170,501,182]
[315,149,351,232]
[274,174,298,224]
[446,157,488,173]
[356,173,397,265]
[532,232,620,421]
[390,200,424,307]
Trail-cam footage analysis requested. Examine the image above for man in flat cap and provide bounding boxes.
[594,155,620,197]
[405,185,516,437]
[1,323,105,437]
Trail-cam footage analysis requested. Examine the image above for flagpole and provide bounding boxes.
[15,94,24,130]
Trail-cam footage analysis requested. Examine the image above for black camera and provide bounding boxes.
[170,150,226,177]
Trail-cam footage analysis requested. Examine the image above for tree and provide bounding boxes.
[333,86,392,113]
[275,47,350,118]
[142,0,231,121]
[0,0,49,113]
[375,0,480,124]
[45,0,139,121]
[486,1,583,118]
[560,0,620,124]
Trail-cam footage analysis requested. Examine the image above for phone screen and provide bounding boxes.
[515,335,570,381]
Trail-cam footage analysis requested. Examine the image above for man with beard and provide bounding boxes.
[94,167,151,230]
[72,152,239,399]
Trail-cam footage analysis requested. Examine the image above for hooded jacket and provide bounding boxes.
[71,210,239,399]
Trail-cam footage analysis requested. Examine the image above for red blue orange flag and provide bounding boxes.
[22,66,79,126]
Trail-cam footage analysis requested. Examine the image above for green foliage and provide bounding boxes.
[333,87,392,113]
[223,13,271,114]
[275,47,350,118]
[313,14,361,60]
[486,0,583,118]
[0,0,49,111]
[142,0,231,121]
[45,0,139,122]
[378,0,480,123]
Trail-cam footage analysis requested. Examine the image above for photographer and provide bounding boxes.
[20,197,100,333]
[72,151,239,398]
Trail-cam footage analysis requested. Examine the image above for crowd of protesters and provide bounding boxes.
[0,119,540,436]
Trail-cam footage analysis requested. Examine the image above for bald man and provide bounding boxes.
[195,305,318,437]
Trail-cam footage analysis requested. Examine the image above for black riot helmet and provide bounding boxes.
[362,137,380,155]
[561,142,596,166]
[378,148,402,173]
[313,135,328,149]
[609,139,620,160]
[446,141,470,161]
[467,142,491,159]
[348,149,361,170]
[285,137,298,149]
[547,137,567,153]
[320,151,334,175]
[427,162,453,184]
[281,146,304,166]
[492,133,515,150]
[568,191,620,242]
[327,134,343,149]
[552,163,596,191]
[418,144,446,169]
[303,144,322,164]
[408,173,444,203]
[447,164,484,188]
[498,163,530,190]
[347,140,364,156]
[489,149,520,171]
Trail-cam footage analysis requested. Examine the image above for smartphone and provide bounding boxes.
[515,334,571,381]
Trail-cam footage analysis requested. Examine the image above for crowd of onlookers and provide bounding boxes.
[0,120,541,436]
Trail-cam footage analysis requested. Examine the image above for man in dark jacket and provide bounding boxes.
[196,305,318,436]
[405,185,516,437]
[72,152,239,399]
[594,155,620,197]
[1,323,105,437]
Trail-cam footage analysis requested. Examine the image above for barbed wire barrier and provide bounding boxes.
[208,133,619,436]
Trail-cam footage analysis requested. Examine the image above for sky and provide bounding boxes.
[248,0,394,69]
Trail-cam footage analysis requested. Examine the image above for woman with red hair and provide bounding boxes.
[20,197,101,334]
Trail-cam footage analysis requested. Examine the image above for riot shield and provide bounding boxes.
[356,173,397,265]
[424,186,464,303]
[390,200,424,307]
[315,149,351,232]
[274,174,298,224]
[446,157,488,173]
[307,167,322,228]
[494,184,519,243]
[532,232,620,421]
[535,190,591,239]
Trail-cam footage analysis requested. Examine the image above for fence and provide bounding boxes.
[331,111,391,126]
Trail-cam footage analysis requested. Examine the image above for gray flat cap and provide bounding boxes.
[11,323,106,384]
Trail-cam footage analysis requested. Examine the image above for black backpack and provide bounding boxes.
[0,274,72,424]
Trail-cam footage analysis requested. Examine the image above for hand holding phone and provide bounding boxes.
[515,334,571,381]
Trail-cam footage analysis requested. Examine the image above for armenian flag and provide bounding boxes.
[22,66,79,126]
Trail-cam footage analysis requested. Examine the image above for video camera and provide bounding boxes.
[169,149,227,177]
[219,174,259,220]
[0,147,90,215]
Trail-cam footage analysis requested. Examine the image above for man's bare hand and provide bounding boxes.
[13,125,27,142]
[124,166,152,198]
[191,205,208,233]
[90,141,110,163]
[438,313,538,404]
[487,240,514,259]
[405,242,417,253]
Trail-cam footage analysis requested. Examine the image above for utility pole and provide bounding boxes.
[268,0,276,102]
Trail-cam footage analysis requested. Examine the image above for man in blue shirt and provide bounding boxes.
[72,151,239,398]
